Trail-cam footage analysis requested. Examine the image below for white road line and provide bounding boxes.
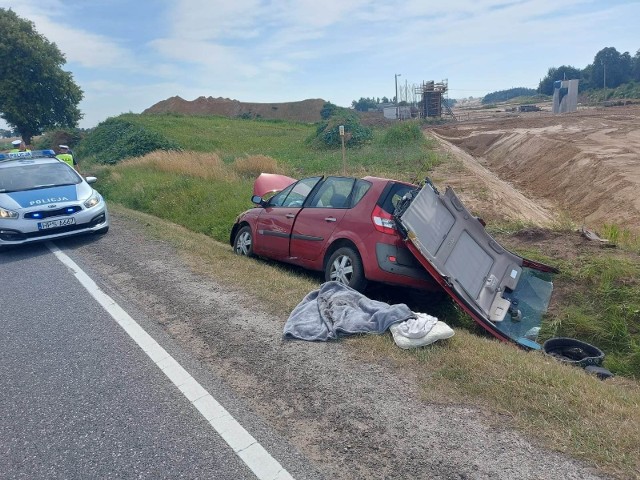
[47,243,294,480]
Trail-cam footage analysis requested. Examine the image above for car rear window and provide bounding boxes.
[377,182,416,214]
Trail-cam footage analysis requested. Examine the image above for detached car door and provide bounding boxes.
[289,177,355,264]
[254,177,321,259]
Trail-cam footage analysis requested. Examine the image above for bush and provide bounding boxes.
[320,102,338,120]
[34,128,85,151]
[381,121,423,147]
[310,111,373,149]
[75,117,180,164]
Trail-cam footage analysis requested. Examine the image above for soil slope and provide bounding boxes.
[429,105,640,231]
[143,96,327,123]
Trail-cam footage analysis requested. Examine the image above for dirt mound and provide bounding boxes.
[356,110,395,127]
[143,96,327,123]
[429,105,640,231]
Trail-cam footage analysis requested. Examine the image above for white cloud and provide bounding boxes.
[1,0,137,69]
[36,17,136,68]
[2,0,639,129]
[165,0,264,40]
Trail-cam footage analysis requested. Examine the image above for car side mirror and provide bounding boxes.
[85,176,98,184]
[251,194,265,206]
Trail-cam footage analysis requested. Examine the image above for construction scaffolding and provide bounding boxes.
[415,80,455,120]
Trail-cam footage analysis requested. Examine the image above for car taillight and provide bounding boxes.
[372,205,397,234]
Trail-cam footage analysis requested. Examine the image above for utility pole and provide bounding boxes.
[602,61,607,100]
[395,73,402,120]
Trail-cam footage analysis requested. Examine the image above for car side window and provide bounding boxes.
[308,177,355,208]
[351,179,372,207]
[268,184,295,207]
[270,176,321,208]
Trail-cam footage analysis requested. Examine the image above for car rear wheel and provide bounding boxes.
[234,226,254,257]
[325,247,367,292]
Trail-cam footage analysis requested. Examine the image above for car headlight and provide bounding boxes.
[0,206,18,219]
[84,192,102,209]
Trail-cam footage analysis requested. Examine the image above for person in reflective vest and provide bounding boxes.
[9,139,29,153]
[56,144,78,171]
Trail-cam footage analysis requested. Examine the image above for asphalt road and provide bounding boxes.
[0,242,310,479]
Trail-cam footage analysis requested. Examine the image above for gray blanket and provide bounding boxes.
[283,281,414,341]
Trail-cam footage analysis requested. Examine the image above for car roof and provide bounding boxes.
[0,157,62,170]
[362,175,415,187]
[0,150,58,166]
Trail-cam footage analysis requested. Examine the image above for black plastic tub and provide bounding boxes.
[542,337,605,368]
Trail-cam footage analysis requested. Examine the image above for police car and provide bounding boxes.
[0,149,109,248]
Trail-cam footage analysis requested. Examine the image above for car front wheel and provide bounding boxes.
[234,226,254,257]
[325,247,367,292]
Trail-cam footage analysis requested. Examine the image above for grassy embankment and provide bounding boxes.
[80,113,640,478]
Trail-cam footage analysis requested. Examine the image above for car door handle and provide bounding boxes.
[286,213,296,218]
[324,217,337,222]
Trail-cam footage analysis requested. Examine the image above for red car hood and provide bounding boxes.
[253,173,297,197]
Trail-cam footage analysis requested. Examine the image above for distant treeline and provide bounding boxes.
[351,46,640,109]
[481,88,539,105]
[483,46,640,104]
[537,46,640,95]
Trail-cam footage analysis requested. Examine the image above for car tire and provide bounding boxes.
[234,225,254,257]
[95,226,109,235]
[325,247,367,292]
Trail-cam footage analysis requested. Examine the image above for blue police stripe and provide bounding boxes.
[7,185,78,208]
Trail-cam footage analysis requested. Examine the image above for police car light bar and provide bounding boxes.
[0,149,56,162]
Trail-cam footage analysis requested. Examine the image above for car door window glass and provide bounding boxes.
[308,177,355,208]
[268,183,295,207]
[277,176,322,208]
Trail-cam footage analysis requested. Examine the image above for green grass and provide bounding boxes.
[84,113,640,380]
[87,113,439,244]
[98,166,252,241]
[548,257,640,377]
[111,113,438,178]
[601,223,640,252]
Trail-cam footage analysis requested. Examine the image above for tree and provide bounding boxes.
[586,47,632,90]
[0,8,83,144]
[633,49,640,82]
[537,66,582,95]
[351,97,379,112]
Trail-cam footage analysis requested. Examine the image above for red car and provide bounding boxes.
[230,173,437,292]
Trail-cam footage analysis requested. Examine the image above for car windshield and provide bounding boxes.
[0,162,81,193]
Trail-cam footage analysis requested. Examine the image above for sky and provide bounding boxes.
[1,0,639,129]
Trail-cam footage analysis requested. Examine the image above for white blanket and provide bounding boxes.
[283,281,414,341]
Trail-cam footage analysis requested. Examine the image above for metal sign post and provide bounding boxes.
[339,125,346,174]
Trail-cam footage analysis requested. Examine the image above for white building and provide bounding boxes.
[383,106,412,120]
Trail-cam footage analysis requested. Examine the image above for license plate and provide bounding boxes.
[38,217,76,230]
